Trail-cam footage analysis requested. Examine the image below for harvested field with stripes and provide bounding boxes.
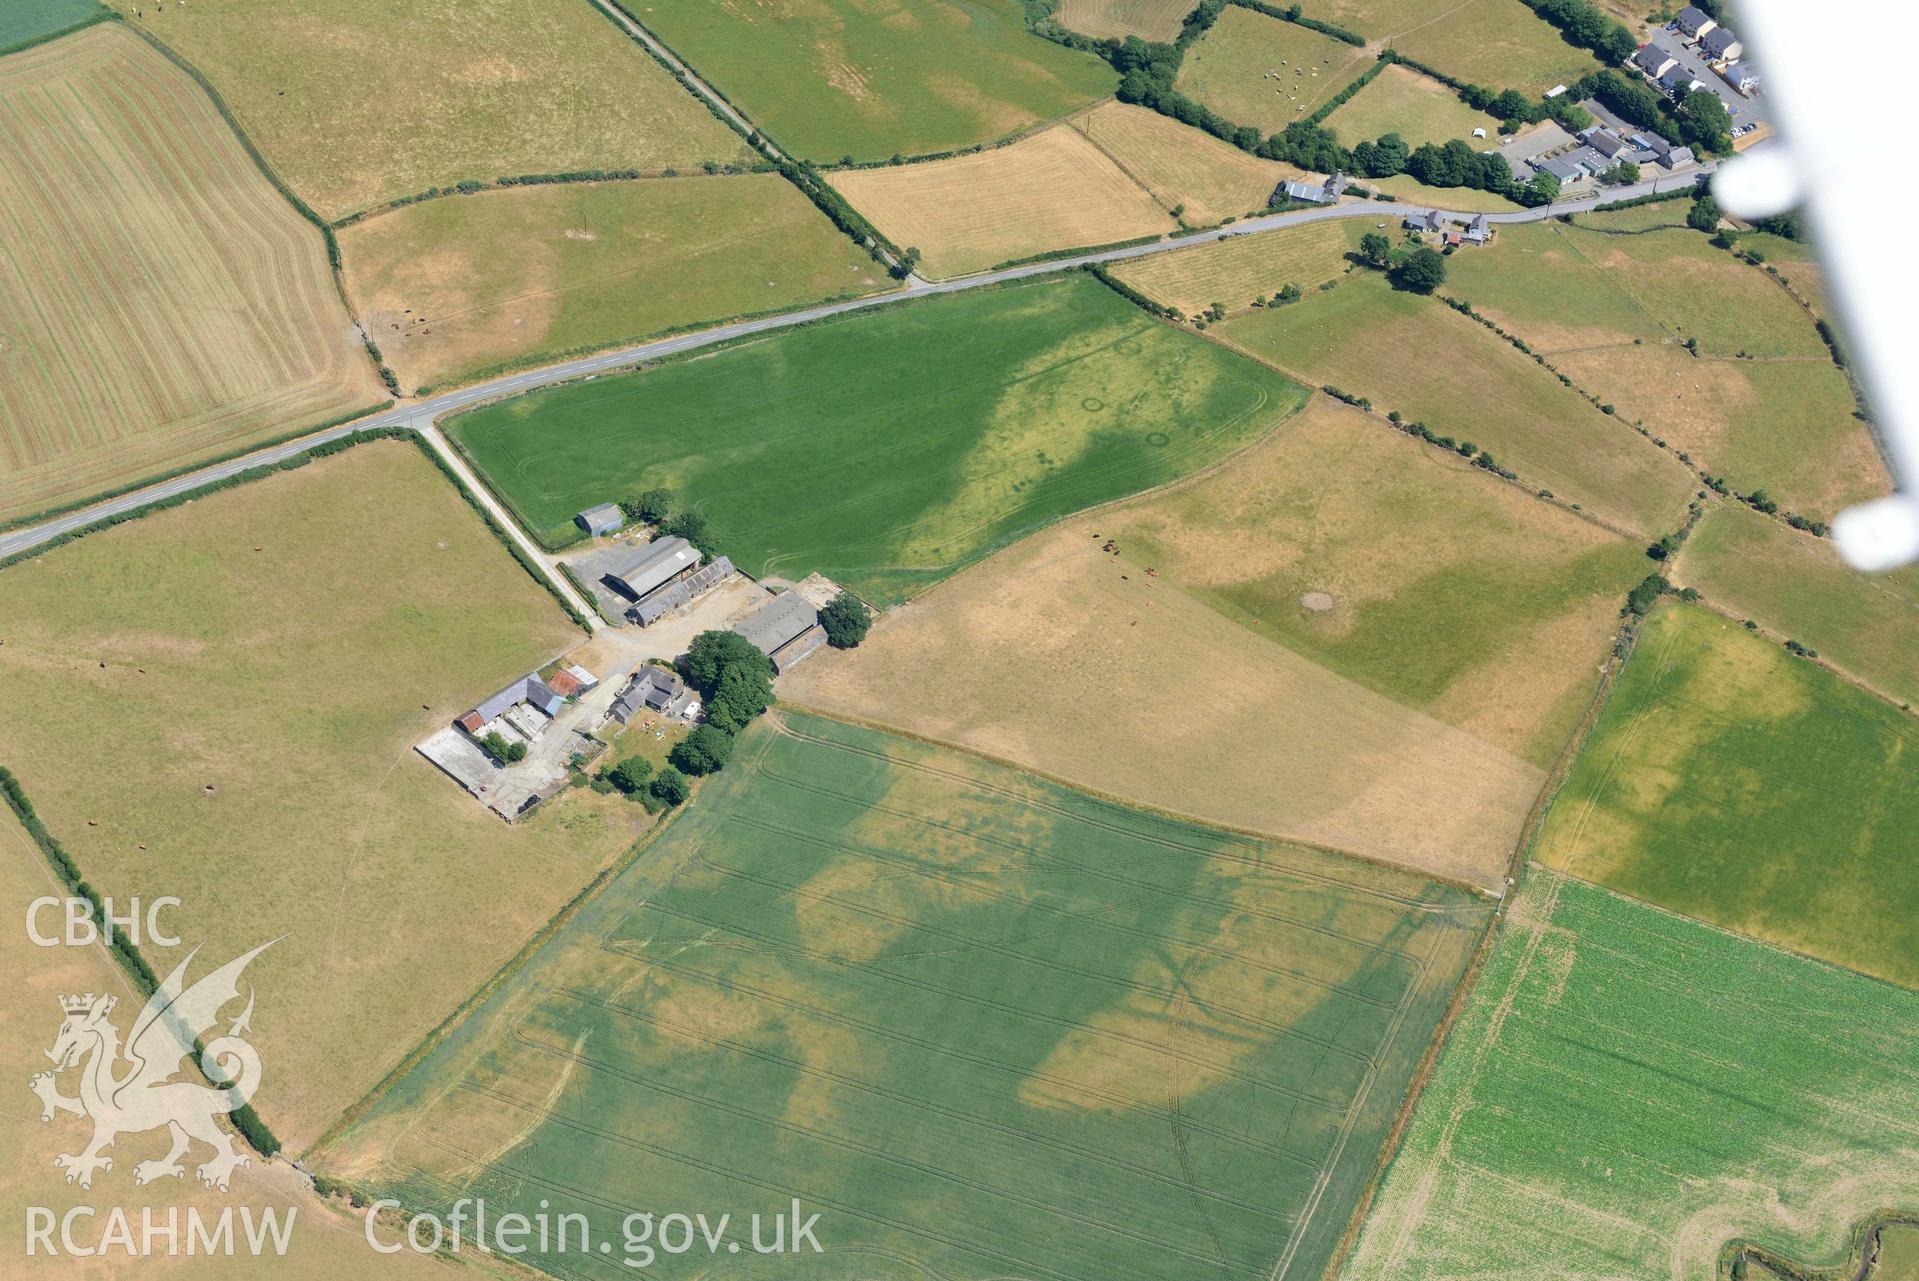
[0,23,381,524]
[320,712,1492,1281]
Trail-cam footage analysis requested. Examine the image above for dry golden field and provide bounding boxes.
[0,443,649,1151]
[1111,219,1367,316]
[1068,100,1300,226]
[0,819,460,1281]
[831,125,1175,276]
[339,173,889,390]
[0,25,381,524]
[109,0,752,219]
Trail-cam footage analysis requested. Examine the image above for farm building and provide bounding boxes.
[1580,126,1629,157]
[629,554,736,625]
[604,535,698,602]
[575,503,624,537]
[610,666,691,722]
[734,590,826,673]
[1700,27,1741,60]
[1463,215,1491,245]
[1277,170,1344,206]
[1540,155,1591,184]
[1719,62,1759,94]
[1647,135,1696,168]
[464,672,567,726]
[1632,44,1679,78]
[1675,5,1717,37]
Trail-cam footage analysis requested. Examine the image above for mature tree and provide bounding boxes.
[1753,210,1803,241]
[605,754,653,794]
[818,591,872,648]
[1687,192,1721,232]
[680,631,772,695]
[1389,246,1447,294]
[1522,170,1561,206]
[1677,89,1733,154]
[621,488,675,524]
[704,663,775,734]
[670,724,735,776]
[661,509,709,548]
[1276,282,1302,303]
[1602,159,1640,185]
[479,731,513,764]
[648,767,691,807]
[1359,231,1392,266]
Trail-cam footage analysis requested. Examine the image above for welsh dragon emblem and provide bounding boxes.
[29,940,274,1192]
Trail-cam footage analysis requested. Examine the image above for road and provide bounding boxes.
[0,167,1712,562]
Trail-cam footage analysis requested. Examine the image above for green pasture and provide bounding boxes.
[1214,274,1694,535]
[325,711,1488,1281]
[449,273,1308,603]
[1680,504,1919,710]
[1345,868,1919,1280]
[1535,602,1919,989]
[627,0,1114,162]
[1176,6,1374,135]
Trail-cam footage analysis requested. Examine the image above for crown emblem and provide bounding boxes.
[58,993,98,1014]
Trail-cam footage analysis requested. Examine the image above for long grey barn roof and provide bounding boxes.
[733,591,819,656]
[610,536,697,600]
[633,555,734,624]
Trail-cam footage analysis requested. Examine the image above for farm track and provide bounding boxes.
[0,170,1718,562]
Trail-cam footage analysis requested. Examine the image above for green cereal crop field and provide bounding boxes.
[320,711,1492,1281]
[1535,602,1919,989]
[1176,6,1375,135]
[447,273,1309,603]
[623,0,1115,163]
[1213,274,1695,536]
[0,0,103,52]
[1345,867,1919,1281]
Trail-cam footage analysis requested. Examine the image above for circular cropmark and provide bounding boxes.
[1081,396,1105,412]
[1114,339,1142,355]
[1144,431,1170,447]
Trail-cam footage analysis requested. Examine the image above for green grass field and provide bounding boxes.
[1360,171,1521,210]
[0,441,648,1149]
[1344,868,1919,1281]
[625,0,1114,163]
[1100,396,1648,767]
[1679,504,1919,709]
[1388,0,1604,91]
[109,0,752,220]
[448,274,1309,602]
[1535,602,1919,989]
[321,711,1491,1281]
[1444,218,1885,520]
[340,174,890,391]
[1880,1228,1919,1281]
[1213,274,1695,535]
[1177,6,1375,135]
[0,0,102,51]
[1324,63,1502,150]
